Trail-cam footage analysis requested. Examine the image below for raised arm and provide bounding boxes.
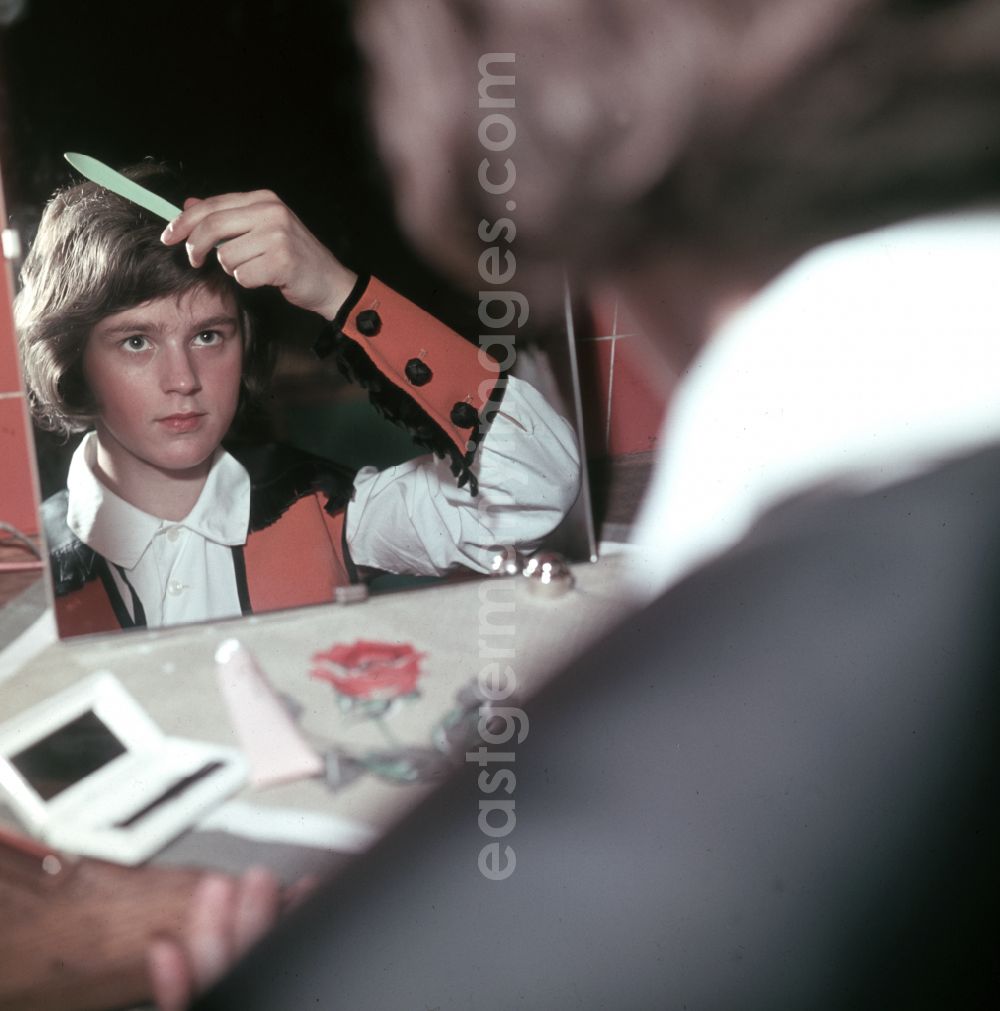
[163,193,581,573]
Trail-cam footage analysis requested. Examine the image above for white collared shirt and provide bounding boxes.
[629,209,1000,596]
[65,375,580,628]
[67,432,251,627]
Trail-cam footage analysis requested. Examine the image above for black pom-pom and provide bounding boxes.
[356,309,382,337]
[450,402,479,428]
[405,358,433,386]
[311,323,507,496]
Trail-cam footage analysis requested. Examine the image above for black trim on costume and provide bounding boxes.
[228,443,357,533]
[311,326,509,498]
[451,370,510,498]
[42,489,100,596]
[93,559,140,629]
[314,272,372,358]
[43,490,140,627]
[231,545,252,615]
[113,564,147,627]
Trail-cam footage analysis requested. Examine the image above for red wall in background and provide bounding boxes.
[577,289,671,459]
[0,212,40,537]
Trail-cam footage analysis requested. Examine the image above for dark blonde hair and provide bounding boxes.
[14,163,275,436]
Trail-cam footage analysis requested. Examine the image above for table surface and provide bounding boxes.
[0,549,639,1010]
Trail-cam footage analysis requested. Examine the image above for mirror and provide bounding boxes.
[0,0,595,638]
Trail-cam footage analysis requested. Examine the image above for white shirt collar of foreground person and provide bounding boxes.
[66,431,251,626]
[629,207,1000,597]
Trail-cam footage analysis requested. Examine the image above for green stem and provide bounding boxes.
[374,714,400,748]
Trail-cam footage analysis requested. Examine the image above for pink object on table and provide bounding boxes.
[214,639,324,787]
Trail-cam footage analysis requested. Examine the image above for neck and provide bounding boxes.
[91,430,212,522]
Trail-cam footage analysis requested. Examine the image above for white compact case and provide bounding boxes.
[0,671,246,865]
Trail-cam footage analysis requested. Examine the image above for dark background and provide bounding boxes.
[0,0,470,323]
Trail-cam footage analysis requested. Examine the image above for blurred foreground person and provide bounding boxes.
[153,1,1000,1007]
[360,0,1000,593]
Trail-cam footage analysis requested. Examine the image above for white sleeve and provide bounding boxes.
[345,375,581,576]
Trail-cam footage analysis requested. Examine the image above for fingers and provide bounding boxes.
[159,189,358,318]
[148,937,194,1011]
[162,190,280,245]
[187,873,241,991]
[232,866,282,953]
[163,194,292,269]
[213,230,295,290]
[148,867,297,1010]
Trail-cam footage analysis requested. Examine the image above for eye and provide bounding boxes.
[120,334,150,352]
[193,330,223,347]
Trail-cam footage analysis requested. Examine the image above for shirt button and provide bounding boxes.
[166,526,182,542]
[167,579,185,596]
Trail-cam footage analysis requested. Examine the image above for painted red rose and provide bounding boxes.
[311,640,425,700]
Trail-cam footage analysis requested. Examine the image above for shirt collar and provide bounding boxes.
[185,446,251,545]
[66,432,251,569]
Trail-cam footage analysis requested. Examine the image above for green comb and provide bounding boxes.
[64,152,182,222]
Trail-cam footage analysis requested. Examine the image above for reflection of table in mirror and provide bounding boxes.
[0,550,637,1011]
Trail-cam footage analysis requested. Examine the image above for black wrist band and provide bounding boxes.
[313,272,372,358]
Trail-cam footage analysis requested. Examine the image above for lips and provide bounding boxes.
[157,412,205,433]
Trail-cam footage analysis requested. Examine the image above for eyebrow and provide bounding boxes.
[96,314,240,337]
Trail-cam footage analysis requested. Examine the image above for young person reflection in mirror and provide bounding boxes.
[14,168,580,635]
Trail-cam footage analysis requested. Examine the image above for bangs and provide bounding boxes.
[86,221,236,318]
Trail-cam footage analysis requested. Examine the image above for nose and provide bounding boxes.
[160,345,202,396]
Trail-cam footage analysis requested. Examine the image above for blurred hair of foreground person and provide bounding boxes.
[359,0,1000,591]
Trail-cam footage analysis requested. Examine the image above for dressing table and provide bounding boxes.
[0,548,638,1010]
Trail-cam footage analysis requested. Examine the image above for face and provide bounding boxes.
[81,285,244,482]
